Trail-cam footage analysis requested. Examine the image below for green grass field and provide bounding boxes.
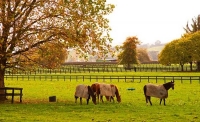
[1,72,200,122]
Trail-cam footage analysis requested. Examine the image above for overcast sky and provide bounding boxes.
[107,0,200,46]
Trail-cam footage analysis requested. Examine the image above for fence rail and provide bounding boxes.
[5,75,200,83]
[5,66,198,75]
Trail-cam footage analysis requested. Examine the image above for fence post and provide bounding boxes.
[181,76,183,83]
[164,76,165,83]
[156,76,157,83]
[118,76,119,82]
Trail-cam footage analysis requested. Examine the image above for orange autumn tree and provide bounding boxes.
[0,0,115,100]
[17,41,67,69]
[118,36,140,69]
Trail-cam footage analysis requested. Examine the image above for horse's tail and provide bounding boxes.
[115,86,119,96]
[143,85,147,96]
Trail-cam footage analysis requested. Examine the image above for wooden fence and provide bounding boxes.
[5,65,198,75]
[5,75,200,84]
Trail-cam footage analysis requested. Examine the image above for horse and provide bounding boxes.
[91,83,121,103]
[74,84,96,105]
[143,80,174,105]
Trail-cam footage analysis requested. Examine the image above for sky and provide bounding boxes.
[107,0,200,46]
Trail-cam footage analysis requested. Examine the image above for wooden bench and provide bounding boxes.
[0,87,23,103]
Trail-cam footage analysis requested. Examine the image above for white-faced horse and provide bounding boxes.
[143,81,174,105]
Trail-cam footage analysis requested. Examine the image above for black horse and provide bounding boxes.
[143,80,174,105]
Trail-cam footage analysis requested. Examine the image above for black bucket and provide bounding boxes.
[49,96,56,102]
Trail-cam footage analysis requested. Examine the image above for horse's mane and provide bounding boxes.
[90,84,96,93]
[163,81,174,90]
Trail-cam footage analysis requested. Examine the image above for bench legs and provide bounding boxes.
[20,95,22,103]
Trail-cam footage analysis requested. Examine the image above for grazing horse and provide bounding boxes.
[143,81,174,105]
[74,84,96,105]
[91,83,121,103]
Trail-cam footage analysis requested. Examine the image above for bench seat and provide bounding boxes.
[0,87,23,103]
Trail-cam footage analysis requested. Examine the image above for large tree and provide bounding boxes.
[183,15,200,71]
[159,40,178,65]
[0,0,114,100]
[117,36,140,69]
[159,31,200,71]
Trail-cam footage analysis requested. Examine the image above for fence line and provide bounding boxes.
[5,66,198,75]
[5,75,200,84]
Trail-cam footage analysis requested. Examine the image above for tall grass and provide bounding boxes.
[1,72,200,122]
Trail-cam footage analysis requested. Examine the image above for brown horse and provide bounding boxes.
[74,84,96,105]
[143,80,174,105]
[91,83,121,103]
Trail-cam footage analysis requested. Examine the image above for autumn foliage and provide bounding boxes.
[118,36,140,69]
[0,0,115,92]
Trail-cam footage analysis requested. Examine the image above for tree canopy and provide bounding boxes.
[159,15,200,71]
[0,0,115,89]
[117,36,140,69]
[158,31,200,71]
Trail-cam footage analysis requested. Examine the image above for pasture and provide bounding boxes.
[1,72,200,122]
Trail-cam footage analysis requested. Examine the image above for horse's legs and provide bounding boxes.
[160,99,166,105]
[111,96,114,102]
[86,95,90,105]
[97,88,101,103]
[97,94,100,103]
[105,96,110,102]
[145,96,148,104]
[75,96,78,103]
[86,98,89,105]
[80,97,82,105]
[148,96,152,105]
[100,95,104,103]
[163,99,166,106]
[160,99,162,105]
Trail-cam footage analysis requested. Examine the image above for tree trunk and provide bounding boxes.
[196,61,200,71]
[0,67,6,101]
[180,64,184,71]
[189,62,192,71]
[127,63,130,69]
